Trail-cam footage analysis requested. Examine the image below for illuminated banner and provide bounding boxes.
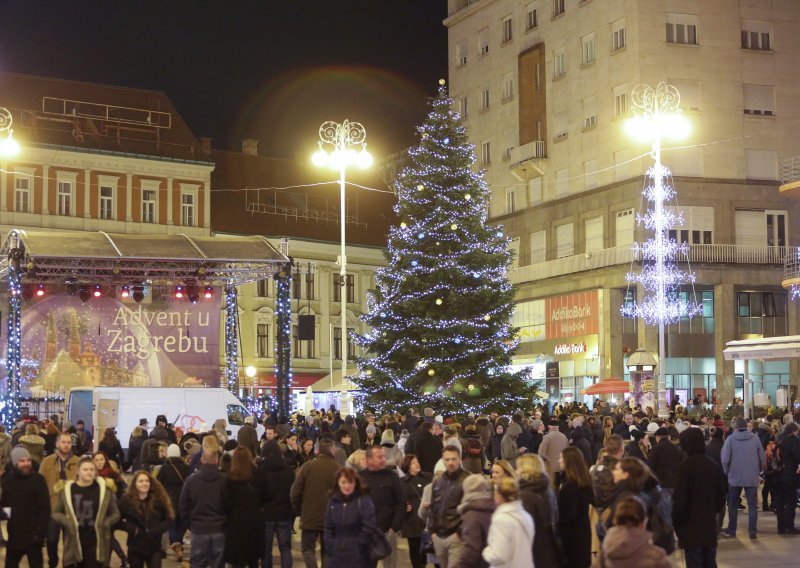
[545,290,598,340]
[3,291,221,396]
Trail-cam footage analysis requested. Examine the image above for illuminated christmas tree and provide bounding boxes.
[353,81,538,414]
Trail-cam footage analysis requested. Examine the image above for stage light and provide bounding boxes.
[204,285,214,299]
[175,285,184,300]
[120,285,130,299]
[35,283,46,297]
[132,286,145,303]
[92,285,103,298]
[79,287,91,303]
[21,284,34,301]
[186,284,199,304]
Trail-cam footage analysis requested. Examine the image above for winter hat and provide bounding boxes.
[366,424,377,436]
[629,428,644,441]
[435,415,444,424]
[461,473,492,500]
[646,422,660,434]
[783,413,794,425]
[734,418,748,430]
[167,444,181,458]
[10,445,30,467]
[675,419,689,433]
[223,439,238,452]
[381,429,395,444]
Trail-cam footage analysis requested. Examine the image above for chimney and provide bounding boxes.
[198,137,212,155]
[241,139,259,156]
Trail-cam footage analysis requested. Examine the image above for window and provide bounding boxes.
[741,20,772,50]
[615,209,635,247]
[456,40,468,66]
[99,186,114,220]
[553,0,565,17]
[584,159,599,189]
[181,192,195,226]
[668,290,715,335]
[256,279,270,297]
[528,178,543,205]
[305,273,315,300]
[585,216,603,252]
[554,109,567,140]
[555,168,569,198]
[505,187,516,214]
[743,84,775,116]
[346,274,355,303]
[669,146,704,176]
[333,274,355,303]
[556,223,574,258]
[612,18,626,51]
[526,5,538,30]
[479,28,490,55]
[57,181,72,216]
[459,96,468,119]
[502,17,513,43]
[667,206,714,244]
[666,13,698,45]
[622,290,638,334]
[582,96,597,129]
[737,291,786,337]
[292,276,302,299]
[294,273,314,300]
[502,73,514,102]
[293,324,315,359]
[333,327,356,360]
[256,323,270,357]
[668,79,701,111]
[142,189,157,223]
[581,34,596,65]
[14,176,31,213]
[481,87,490,110]
[530,230,546,263]
[554,48,567,77]
[481,140,491,165]
[226,405,247,426]
[735,209,786,247]
[745,149,778,180]
[613,84,628,116]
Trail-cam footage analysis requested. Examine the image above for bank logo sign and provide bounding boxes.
[514,290,599,342]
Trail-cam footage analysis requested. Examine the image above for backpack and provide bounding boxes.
[765,440,785,475]
[643,486,676,555]
[464,437,482,458]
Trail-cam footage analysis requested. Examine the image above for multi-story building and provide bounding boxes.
[445,0,800,408]
[209,141,393,400]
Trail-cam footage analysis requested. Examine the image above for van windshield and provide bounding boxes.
[69,390,93,429]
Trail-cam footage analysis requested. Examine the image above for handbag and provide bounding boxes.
[420,530,435,555]
[356,496,392,561]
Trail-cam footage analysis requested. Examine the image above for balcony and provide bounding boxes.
[509,140,547,180]
[782,247,800,292]
[779,156,800,198]
[511,243,788,285]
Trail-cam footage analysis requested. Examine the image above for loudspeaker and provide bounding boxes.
[298,314,315,340]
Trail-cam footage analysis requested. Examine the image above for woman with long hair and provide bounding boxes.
[490,459,516,488]
[516,453,563,567]
[299,438,315,465]
[98,428,125,470]
[400,455,433,568]
[481,477,534,567]
[222,446,272,568]
[602,417,615,443]
[557,446,593,568]
[128,426,146,472]
[346,449,367,472]
[592,495,671,568]
[119,470,174,568]
[52,456,121,568]
[323,468,376,568]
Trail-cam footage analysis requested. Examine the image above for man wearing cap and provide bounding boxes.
[138,418,150,440]
[1,447,50,568]
[721,417,765,539]
[40,433,79,568]
[648,426,684,489]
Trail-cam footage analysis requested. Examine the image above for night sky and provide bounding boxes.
[0,1,449,160]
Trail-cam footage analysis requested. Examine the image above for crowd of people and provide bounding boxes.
[1,399,799,568]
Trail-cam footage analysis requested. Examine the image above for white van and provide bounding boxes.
[65,387,262,450]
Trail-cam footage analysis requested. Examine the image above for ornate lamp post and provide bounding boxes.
[312,121,372,412]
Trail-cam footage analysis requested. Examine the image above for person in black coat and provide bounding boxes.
[400,454,433,568]
[260,440,295,568]
[359,446,406,565]
[487,422,505,464]
[155,445,191,560]
[556,447,593,568]
[704,426,727,530]
[673,427,725,568]
[323,468,377,568]
[119,470,174,568]
[222,447,274,568]
[647,428,684,489]
[0,447,51,568]
[774,422,800,534]
[99,428,126,469]
[413,422,443,474]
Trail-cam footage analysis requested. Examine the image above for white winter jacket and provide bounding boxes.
[482,500,535,568]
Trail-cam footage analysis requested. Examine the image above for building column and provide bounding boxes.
[42,165,50,215]
[787,290,800,404]
[166,176,174,225]
[714,283,736,412]
[0,160,7,212]
[126,173,133,222]
[84,168,92,219]
[603,288,624,380]
[203,180,211,229]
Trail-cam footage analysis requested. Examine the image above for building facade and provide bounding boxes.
[445,0,800,409]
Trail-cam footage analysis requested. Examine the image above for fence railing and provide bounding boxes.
[510,140,546,165]
[780,156,800,185]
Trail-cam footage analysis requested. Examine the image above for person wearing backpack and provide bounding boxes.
[773,421,800,534]
[673,427,725,568]
[461,425,485,474]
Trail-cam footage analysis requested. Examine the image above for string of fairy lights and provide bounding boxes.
[224,285,239,396]
[1,265,22,428]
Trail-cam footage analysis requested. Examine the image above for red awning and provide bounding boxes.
[253,373,322,389]
[581,378,632,395]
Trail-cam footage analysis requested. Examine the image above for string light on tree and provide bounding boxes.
[352,80,539,414]
[224,285,239,396]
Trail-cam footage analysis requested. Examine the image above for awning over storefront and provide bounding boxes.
[723,336,800,361]
[581,377,631,395]
[251,373,321,389]
[310,369,358,392]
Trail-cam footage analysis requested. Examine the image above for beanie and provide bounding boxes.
[167,444,181,458]
[381,429,395,444]
[11,445,30,467]
[461,474,492,500]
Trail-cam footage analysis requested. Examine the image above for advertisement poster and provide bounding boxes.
[2,291,221,396]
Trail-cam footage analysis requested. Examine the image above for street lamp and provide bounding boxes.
[0,108,20,157]
[312,120,372,412]
[621,82,697,418]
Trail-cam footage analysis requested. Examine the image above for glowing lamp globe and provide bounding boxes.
[311,150,328,168]
[0,135,20,157]
[245,366,257,378]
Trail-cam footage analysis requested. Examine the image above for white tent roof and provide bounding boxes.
[723,335,800,361]
[309,370,358,392]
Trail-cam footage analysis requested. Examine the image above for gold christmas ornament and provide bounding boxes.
[400,222,407,228]
[439,78,446,86]
[435,298,443,305]
[483,314,491,321]
[427,368,436,376]
[464,194,472,201]
[450,224,458,230]
[417,184,424,191]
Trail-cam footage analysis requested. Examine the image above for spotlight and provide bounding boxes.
[92,285,103,298]
[120,285,130,299]
[175,285,185,300]
[186,284,199,304]
[203,285,214,299]
[66,281,78,295]
[79,287,91,303]
[22,284,34,301]
[132,286,145,304]
[35,283,46,297]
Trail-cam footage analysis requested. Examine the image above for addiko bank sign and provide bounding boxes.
[514,290,599,343]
